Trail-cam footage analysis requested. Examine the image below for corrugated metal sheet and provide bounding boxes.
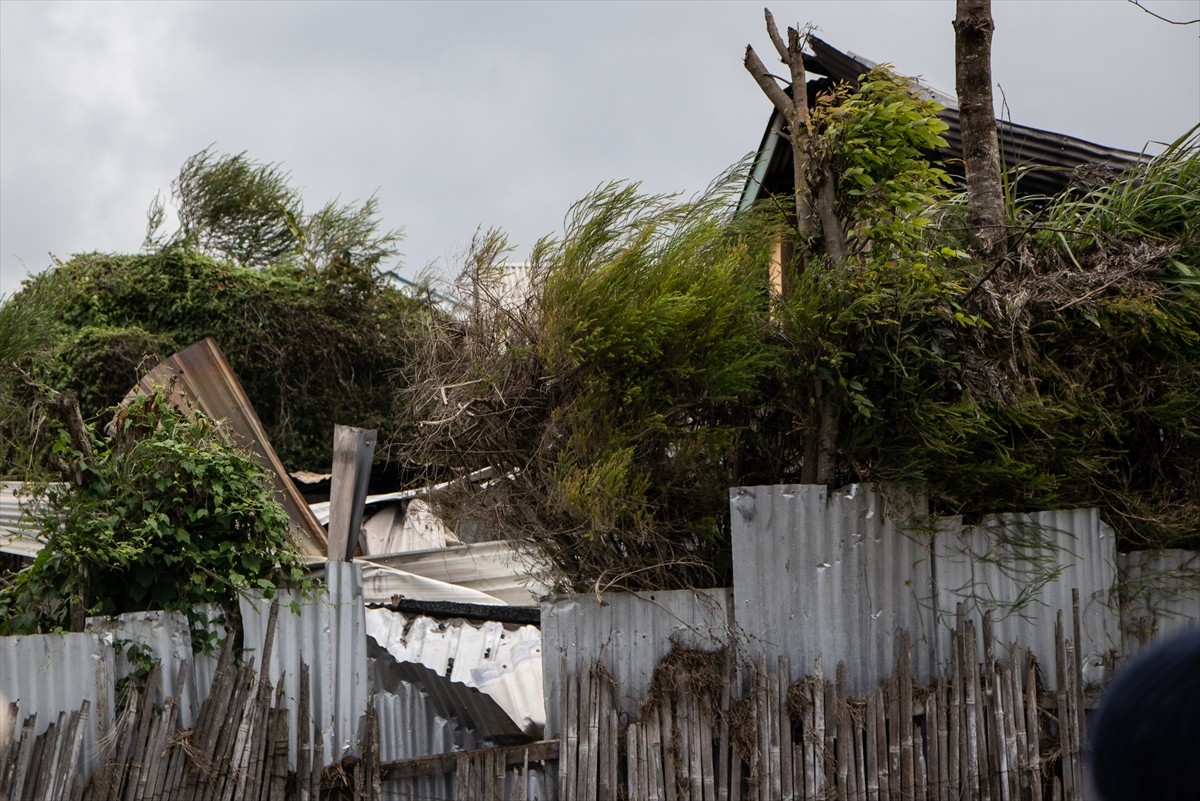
[932,508,1122,686]
[1116,549,1200,649]
[374,683,468,801]
[132,338,328,557]
[240,560,369,767]
[360,541,549,606]
[359,563,508,605]
[0,482,43,559]
[85,609,223,728]
[730,484,936,694]
[365,607,544,737]
[541,588,732,737]
[0,632,115,778]
[740,37,1147,212]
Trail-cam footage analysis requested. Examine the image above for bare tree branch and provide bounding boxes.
[744,45,794,119]
[764,7,790,62]
[1127,0,1199,25]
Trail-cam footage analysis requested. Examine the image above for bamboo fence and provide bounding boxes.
[2,601,1093,801]
[555,603,1092,801]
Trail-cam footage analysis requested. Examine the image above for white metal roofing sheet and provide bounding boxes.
[366,607,545,737]
[359,541,549,606]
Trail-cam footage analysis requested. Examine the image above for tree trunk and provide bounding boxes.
[746,8,844,486]
[954,0,1007,260]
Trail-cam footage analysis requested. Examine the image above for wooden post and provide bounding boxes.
[327,425,376,561]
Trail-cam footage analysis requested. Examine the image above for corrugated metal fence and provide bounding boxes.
[723,484,1191,692]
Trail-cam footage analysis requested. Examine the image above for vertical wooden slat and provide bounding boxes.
[973,618,995,801]
[64,701,93,801]
[627,723,641,801]
[823,672,837,797]
[864,690,881,801]
[124,662,164,801]
[1024,650,1043,801]
[609,707,620,801]
[521,747,531,801]
[930,679,947,801]
[597,671,610,801]
[948,620,962,800]
[753,657,767,801]
[811,673,827,801]
[992,657,1011,801]
[495,746,508,801]
[700,693,716,801]
[454,751,468,801]
[578,666,594,801]
[982,612,1002,801]
[898,632,915,801]
[1008,646,1028,801]
[565,664,579,801]
[718,662,731,801]
[765,657,780,801]
[661,697,677,801]
[777,657,793,801]
[1000,660,1018,801]
[886,671,901,801]
[297,662,311,801]
[1054,612,1075,801]
[558,656,570,801]
[145,663,187,801]
[33,712,63,801]
[653,705,669,801]
[803,678,819,801]
[1070,590,1087,801]
[835,663,850,798]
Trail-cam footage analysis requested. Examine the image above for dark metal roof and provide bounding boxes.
[740,37,1147,210]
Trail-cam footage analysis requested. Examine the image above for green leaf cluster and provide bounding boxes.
[1,247,425,472]
[404,70,1199,591]
[0,389,308,639]
[404,177,777,590]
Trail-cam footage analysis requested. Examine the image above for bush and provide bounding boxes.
[0,389,308,639]
[2,248,426,472]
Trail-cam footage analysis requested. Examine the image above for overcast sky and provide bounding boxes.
[2,0,1197,295]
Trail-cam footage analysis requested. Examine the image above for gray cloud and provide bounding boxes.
[3,0,1197,295]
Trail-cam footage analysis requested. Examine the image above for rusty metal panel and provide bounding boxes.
[541,588,732,736]
[132,337,327,557]
[366,608,544,737]
[1117,549,1200,650]
[0,632,115,778]
[730,483,936,694]
[240,560,368,766]
[932,508,1123,686]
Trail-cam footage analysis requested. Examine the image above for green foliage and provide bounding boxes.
[405,64,1199,593]
[403,177,777,590]
[0,389,308,638]
[148,147,404,273]
[814,67,953,256]
[1034,125,1200,282]
[2,247,425,472]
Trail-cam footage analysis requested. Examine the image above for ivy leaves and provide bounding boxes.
[0,389,307,639]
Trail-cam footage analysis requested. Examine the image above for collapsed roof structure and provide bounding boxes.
[739,36,1147,213]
